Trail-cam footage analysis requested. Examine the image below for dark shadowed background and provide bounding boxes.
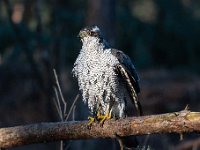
[0,0,200,149]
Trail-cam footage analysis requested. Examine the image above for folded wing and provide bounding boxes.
[111,49,143,116]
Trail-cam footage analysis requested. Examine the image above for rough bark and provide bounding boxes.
[0,110,200,149]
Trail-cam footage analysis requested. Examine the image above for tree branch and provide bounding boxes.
[0,110,200,149]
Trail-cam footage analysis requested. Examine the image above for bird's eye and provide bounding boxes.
[90,31,94,35]
[90,31,98,37]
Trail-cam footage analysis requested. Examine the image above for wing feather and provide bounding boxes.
[111,49,143,116]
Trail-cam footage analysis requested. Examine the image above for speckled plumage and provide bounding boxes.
[72,26,142,118]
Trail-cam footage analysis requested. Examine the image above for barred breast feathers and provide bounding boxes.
[73,26,142,120]
[72,36,123,114]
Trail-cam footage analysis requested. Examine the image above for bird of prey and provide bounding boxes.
[72,26,142,126]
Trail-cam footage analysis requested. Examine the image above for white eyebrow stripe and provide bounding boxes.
[92,26,100,32]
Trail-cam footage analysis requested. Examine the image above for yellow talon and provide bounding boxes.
[87,116,95,129]
[97,111,105,120]
[99,111,112,126]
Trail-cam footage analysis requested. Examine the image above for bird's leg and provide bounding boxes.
[100,110,111,125]
[97,111,105,120]
[99,105,112,126]
[88,97,101,129]
[96,100,105,120]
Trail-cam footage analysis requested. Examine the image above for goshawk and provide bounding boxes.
[72,26,142,125]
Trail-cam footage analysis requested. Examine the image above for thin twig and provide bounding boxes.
[53,98,60,118]
[72,105,76,121]
[65,94,79,121]
[142,135,150,148]
[60,140,63,150]
[53,87,63,120]
[115,134,124,150]
[64,143,71,150]
[53,69,67,117]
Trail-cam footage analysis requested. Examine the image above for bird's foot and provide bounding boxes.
[97,111,105,120]
[87,116,95,129]
[99,112,111,127]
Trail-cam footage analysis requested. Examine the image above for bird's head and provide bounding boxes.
[78,26,102,40]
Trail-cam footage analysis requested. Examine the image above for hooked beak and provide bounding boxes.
[77,30,87,39]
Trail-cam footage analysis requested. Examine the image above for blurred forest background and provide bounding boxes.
[0,0,200,150]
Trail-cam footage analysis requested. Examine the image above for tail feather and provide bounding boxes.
[132,94,143,116]
[116,64,143,116]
